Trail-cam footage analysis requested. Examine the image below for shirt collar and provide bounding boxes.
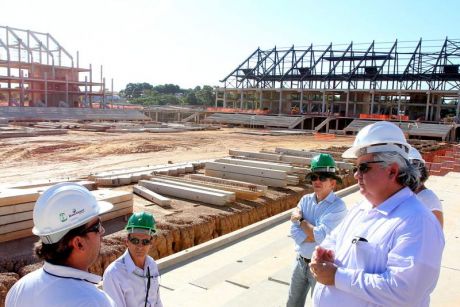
[358,187,414,216]
[43,261,101,284]
[316,191,336,205]
[122,249,153,274]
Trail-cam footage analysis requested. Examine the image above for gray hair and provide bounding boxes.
[373,152,420,191]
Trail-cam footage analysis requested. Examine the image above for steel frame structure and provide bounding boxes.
[0,25,108,108]
[217,38,460,121]
[220,38,460,91]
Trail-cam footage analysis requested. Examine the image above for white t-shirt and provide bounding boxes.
[417,188,443,212]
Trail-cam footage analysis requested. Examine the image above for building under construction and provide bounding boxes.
[0,26,148,121]
[213,38,460,139]
[0,26,108,107]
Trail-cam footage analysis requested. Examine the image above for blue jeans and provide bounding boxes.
[287,256,316,307]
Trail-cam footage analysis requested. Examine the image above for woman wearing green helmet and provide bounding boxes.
[103,211,163,307]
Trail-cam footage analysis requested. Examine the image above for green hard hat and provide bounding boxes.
[310,153,336,173]
[126,211,156,235]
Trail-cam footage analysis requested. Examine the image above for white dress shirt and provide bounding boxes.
[6,261,114,307]
[103,250,163,307]
[417,188,443,212]
[313,187,445,307]
[290,191,347,258]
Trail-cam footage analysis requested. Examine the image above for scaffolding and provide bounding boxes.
[0,25,108,108]
[217,38,460,121]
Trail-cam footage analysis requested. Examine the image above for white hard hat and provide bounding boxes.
[32,183,113,244]
[408,146,425,164]
[342,121,410,159]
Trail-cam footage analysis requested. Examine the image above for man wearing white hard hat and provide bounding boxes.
[309,121,445,307]
[408,146,444,227]
[6,182,115,307]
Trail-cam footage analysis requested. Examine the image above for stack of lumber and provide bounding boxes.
[205,155,303,188]
[90,161,208,187]
[145,174,265,201]
[274,148,354,170]
[0,188,133,243]
[139,178,235,206]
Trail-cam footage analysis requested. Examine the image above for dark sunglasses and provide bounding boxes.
[310,173,330,182]
[80,220,103,235]
[353,161,385,174]
[128,236,152,246]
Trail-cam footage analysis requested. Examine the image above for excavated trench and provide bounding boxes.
[0,176,356,306]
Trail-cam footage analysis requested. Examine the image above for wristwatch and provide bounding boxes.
[299,217,304,223]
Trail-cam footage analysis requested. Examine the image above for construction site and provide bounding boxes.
[0,26,459,307]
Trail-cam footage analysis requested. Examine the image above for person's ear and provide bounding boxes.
[71,236,85,251]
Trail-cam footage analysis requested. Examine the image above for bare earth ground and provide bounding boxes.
[0,127,356,305]
[0,127,354,184]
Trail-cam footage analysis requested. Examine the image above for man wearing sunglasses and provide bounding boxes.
[6,183,115,307]
[287,153,347,307]
[103,211,163,307]
[310,121,445,307]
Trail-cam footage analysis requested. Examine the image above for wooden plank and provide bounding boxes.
[91,189,133,203]
[229,150,281,162]
[0,189,40,207]
[133,185,172,207]
[204,169,288,188]
[0,228,33,243]
[189,174,268,192]
[151,175,263,201]
[0,201,34,216]
[0,211,32,226]
[205,162,287,180]
[214,158,295,173]
[0,200,132,236]
[139,180,231,206]
[149,178,236,202]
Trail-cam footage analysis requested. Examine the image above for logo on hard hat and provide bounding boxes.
[59,213,67,222]
[68,208,85,218]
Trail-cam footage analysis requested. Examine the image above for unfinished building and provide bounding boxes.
[0,26,108,107]
[214,38,460,139]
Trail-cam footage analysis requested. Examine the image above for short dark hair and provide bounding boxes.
[34,222,89,265]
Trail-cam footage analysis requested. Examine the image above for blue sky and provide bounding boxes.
[2,0,459,91]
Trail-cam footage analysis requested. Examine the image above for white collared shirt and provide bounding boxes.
[290,191,347,259]
[5,261,114,307]
[417,188,443,212]
[103,250,163,307]
[313,187,445,307]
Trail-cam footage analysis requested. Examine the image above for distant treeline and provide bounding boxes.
[119,83,214,106]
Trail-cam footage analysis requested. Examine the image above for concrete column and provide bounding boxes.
[300,90,304,113]
[457,92,460,117]
[425,92,430,121]
[240,90,243,109]
[345,90,350,117]
[370,90,375,114]
[44,72,48,107]
[353,92,357,115]
[278,89,283,115]
[398,91,402,118]
[435,95,442,121]
[321,91,326,113]
[223,90,227,108]
[259,91,263,110]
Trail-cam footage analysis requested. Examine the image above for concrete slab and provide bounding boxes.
[159,177,458,307]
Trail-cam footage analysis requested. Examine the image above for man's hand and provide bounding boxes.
[312,246,334,263]
[291,208,302,223]
[310,246,336,285]
[309,260,337,285]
